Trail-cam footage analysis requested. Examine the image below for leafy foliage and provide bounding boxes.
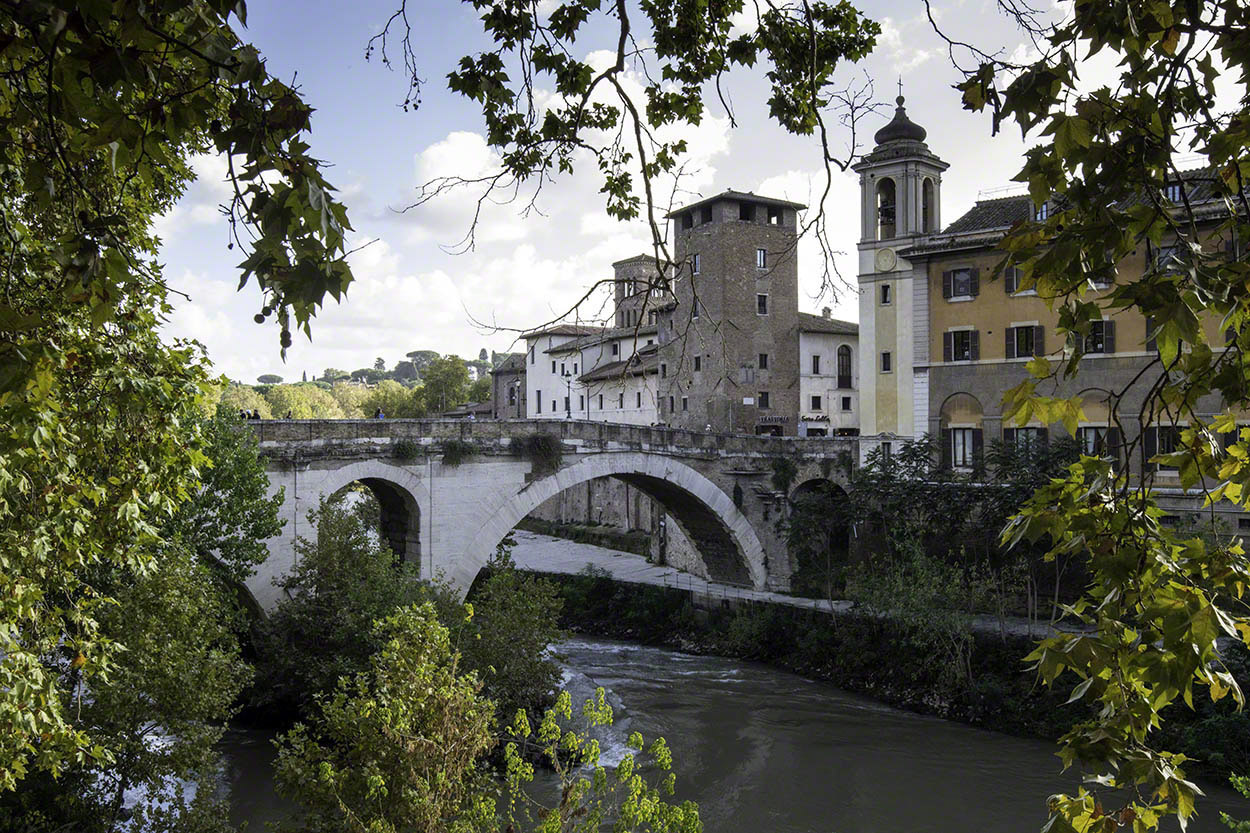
[521,432,564,474]
[441,438,477,467]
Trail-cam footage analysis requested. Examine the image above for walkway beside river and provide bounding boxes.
[509,529,1056,638]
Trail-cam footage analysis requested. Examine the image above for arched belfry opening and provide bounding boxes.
[876,178,897,240]
[923,178,936,232]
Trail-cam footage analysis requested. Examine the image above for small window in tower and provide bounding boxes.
[681,396,689,412]
[740,202,755,221]
[811,354,820,374]
[880,283,892,305]
[618,393,624,408]
[661,363,667,378]
[881,351,892,373]
[551,360,556,373]
[694,356,701,372]
[756,248,767,269]
[758,391,771,409]
[636,391,642,408]
[767,206,782,225]
[922,178,936,232]
[757,294,769,315]
[758,353,769,370]
[877,178,897,240]
[692,253,700,274]
[668,395,675,413]
[612,342,619,356]
[700,205,713,224]
[691,299,700,319]
[681,212,693,230]
[598,394,603,409]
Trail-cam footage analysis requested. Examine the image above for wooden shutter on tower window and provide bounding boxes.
[969,268,981,296]
[1005,327,1016,360]
[1033,326,1045,356]
[940,429,952,468]
[1103,320,1116,353]
[943,331,953,362]
[970,330,980,360]
[942,271,953,299]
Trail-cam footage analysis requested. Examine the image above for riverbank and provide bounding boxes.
[522,566,1250,783]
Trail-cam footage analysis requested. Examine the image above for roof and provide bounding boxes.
[665,189,806,219]
[546,325,659,354]
[943,194,1034,235]
[521,323,603,339]
[797,312,858,335]
[613,253,659,267]
[578,351,660,383]
[491,353,525,374]
[441,400,494,417]
[874,95,927,145]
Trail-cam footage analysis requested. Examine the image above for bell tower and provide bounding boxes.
[851,89,947,456]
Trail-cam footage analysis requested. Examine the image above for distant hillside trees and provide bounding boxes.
[422,356,471,413]
[257,374,283,384]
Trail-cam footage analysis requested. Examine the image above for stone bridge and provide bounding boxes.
[246,419,857,608]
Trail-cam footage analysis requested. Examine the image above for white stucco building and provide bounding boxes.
[798,310,859,437]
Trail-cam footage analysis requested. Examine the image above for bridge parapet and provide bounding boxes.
[249,418,858,462]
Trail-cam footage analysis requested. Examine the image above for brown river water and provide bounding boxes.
[221,636,1250,832]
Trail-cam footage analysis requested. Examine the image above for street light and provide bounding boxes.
[562,371,573,420]
[510,379,522,419]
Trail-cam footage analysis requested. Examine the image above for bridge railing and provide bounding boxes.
[247,418,858,457]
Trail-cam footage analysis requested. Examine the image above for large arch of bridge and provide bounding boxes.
[454,452,767,596]
[305,460,427,566]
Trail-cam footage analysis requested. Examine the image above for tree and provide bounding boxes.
[264,383,347,419]
[362,379,426,418]
[374,356,386,372]
[478,347,488,362]
[322,367,351,382]
[0,0,356,786]
[422,355,471,413]
[330,380,371,417]
[165,410,285,583]
[404,349,439,377]
[935,1,1250,829]
[219,383,273,418]
[257,374,284,384]
[467,376,492,404]
[392,359,420,382]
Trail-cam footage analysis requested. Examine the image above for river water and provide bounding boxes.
[223,636,1250,832]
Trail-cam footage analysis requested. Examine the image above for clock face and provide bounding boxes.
[875,247,897,272]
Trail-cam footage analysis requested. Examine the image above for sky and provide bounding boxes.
[159,0,1052,384]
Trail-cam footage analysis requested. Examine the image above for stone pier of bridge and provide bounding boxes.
[246,419,856,609]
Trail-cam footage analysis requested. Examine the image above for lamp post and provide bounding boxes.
[563,371,572,420]
[511,379,522,419]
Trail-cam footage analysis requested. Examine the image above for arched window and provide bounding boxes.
[922,178,935,232]
[837,345,852,389]
[876,178,896,240]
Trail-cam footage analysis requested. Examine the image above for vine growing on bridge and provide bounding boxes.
[520,434,564,475]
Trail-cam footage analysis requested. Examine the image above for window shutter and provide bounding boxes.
[942,270,952,299]
[943,331,953,362]
[1144,427,1158,472]
[972,428,984,461]
[940,429,952,468]
[1146,315,1157,353]
[970,268,981,296]
[1034,326,1045,356]
[1103,320,1116,353]
[1005,327,1016,360]
[970,330,980,360]
[1004,268,1015,294]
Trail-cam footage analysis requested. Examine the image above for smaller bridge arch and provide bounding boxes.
[450,452,767,596]
[304,460,426,565]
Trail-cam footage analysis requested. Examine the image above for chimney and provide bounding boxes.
[821,307,831,319]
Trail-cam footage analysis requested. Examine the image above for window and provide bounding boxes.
[1005,325,1043,359]
[508,387,516,405]
[618,393,624,408]
[758,391,770,409]
[661,363,667,378]
[922,178,935,232]
[636,392,642,407]
[756,248,767,269]
[668,396,675,413]
[1004,266,1023,294]
[573,363,577,374]
[563,396,569,413]
[810,395,822,411]
[841,396,852,411]
[692,299,700,319]
[943,329,980,362]
[1164,181,1184,203]
[881,441,892,460]
[551,399,556,413]
[700,205,713,224]
[837,345,852,389]
[1036,200,1051,221]
[1076,426,1109,456]
[757,294,769,315]
[1003,427,1046,450]
[811,354,821,374]
[681,212,693,230]
[1084,320,1116,354]
[942,268,979,299]
[758,353,769,370]
[950,428,977,467]
[767,205,782,225]
[740,202,755,221]
[551,360,556,373]
[694,356,701,372]
[880,283,892,305]
[877,178,896,239]
[681,396,688,412]
[1155,243,1183,271]
[536,392,542,413]
[1146,425,1182,473]
[1146,315,1158,353]
[612,342,619,356]
[529,345,535,364]
[598,394,604,409]
[692,253,701,274]
[881,351,892,373]
[578,395,584,410]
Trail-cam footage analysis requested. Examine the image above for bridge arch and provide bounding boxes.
[306,461,426,565]
[453,452,767,596]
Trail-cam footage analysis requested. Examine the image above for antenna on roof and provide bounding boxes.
[976,183,1029,200]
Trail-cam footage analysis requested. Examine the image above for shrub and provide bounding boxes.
[393,437,421,461]
[520,432,563,473]
[440,438,476,467]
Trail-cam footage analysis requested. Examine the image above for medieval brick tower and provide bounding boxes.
[659,191,804,435]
